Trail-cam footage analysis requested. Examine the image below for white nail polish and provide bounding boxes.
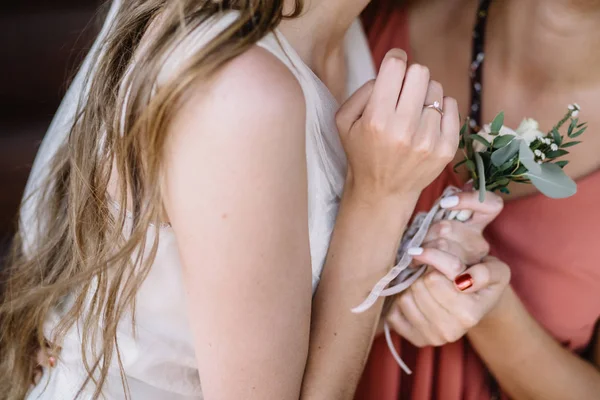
[407,247,424,256]
[440,196,459,209]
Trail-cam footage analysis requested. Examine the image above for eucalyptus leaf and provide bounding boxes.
[492,134,515,149]
[468,134,492,149]
[555,160,569,168]
[519,139,542,174]
[474,152,486,202]
[490,111,505,134]
[526,163,577,199]
[498,158,517,172]
[561,141,581,148]
[491,138,520,167]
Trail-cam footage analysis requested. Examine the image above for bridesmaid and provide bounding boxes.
[357,0,600,399]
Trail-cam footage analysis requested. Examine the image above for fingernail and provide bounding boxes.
[455,274,474,291]
[48,356,56,368]
[440,196,459,209]
[407,247,424,256]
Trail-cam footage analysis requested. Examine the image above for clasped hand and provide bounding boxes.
[387,190,511,347]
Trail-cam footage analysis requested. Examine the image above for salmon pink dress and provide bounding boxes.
[356,3,600,399]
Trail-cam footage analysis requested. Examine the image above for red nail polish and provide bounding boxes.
[455,274,473,291]
[48,357,56,368]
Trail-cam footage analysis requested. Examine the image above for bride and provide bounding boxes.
[0,0,459,398]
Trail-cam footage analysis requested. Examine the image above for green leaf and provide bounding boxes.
[512,164,528,176]
[468,134,492,149]
[551,127,561,144]
[490,111,505,134]
[546,149,569,159]
[569,127,587,138]
[460,120,469,137]
[465,160,476,173]
[492,134,515,149]
[519,140,542,174]
[526,163,577,199]
[567,118,579,137]
[453,158,468,172]
[555,160,569,168]
[474,152,487,202]
[491,138,520,167]
[498,158,517,172]
[561,141,581,148]
[500,187,510,194]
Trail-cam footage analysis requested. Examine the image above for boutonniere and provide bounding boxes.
[456,104,586,201]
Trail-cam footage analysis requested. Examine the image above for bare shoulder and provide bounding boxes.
[171,44,306,142]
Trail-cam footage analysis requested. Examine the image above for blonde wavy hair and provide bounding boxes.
[0,1,303,398]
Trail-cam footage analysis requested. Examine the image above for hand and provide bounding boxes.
[336,49,460,204]
[387,250,511,347]
[420,189,504,266]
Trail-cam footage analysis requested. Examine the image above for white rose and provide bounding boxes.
[515,118,545,144]
[473,118,544,152]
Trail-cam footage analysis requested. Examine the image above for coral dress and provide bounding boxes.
[356,4,600,399]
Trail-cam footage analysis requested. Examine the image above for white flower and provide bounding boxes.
[473,118,544,152]
[551,144,559,151]
[541,153,546,160]
[515,118,545,144]
[568,103,581,115]
[534,149,542,156]
[545,138,552,145]
[537,160,543,165]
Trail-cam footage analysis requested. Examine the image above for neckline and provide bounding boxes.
[273,20,375,105]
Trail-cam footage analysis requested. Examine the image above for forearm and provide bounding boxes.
[468,287,600,400]
[300,190,417,399]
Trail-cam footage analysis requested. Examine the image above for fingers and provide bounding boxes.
[365,49,408,115]
[335,79,375,135]
[440,190,504,230]
[395,64,430,132]
[410,277,461,344]
[418,237,480,267]
[423,220,490,265]
[454,256,511,293]
[386,306,428,348]
[395,290,441,346]
[421,80,444,125]
[439,96,460,158]
[408,247,466,281]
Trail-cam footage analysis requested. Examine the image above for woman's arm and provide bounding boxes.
[468,288,600,400]
[301,50,459,398]
[163,47,313,400]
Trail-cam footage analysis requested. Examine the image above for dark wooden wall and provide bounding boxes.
[0,0,103,254]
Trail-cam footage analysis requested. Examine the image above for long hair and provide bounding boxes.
[0,1,303,398]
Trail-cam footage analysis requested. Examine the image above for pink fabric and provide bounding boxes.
[357,3,600,399]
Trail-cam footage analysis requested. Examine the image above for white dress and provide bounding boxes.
[24,2,376,399]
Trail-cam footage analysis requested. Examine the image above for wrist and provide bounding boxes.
[471,286,517,333]
[342,177,420,216]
